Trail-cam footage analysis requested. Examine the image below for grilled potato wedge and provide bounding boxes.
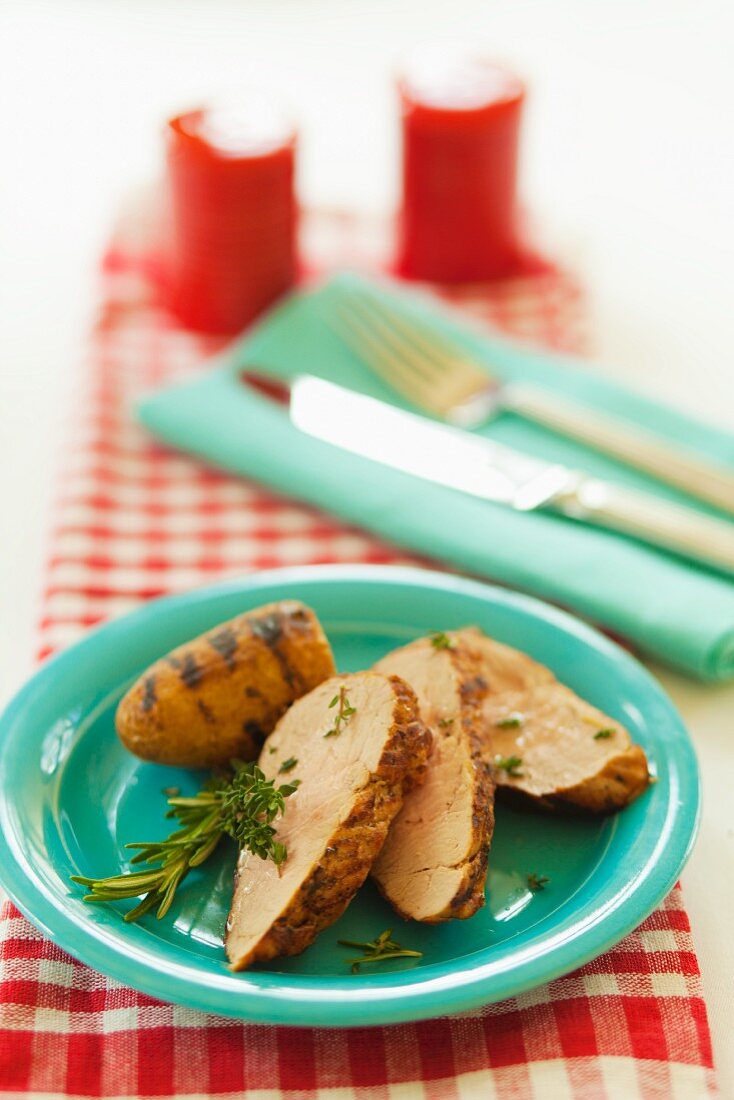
[116,600,336,768]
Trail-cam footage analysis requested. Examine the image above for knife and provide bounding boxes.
[242,371,734,575]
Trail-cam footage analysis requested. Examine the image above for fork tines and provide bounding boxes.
[326,283,495,420]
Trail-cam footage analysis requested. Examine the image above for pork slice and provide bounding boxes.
[459,629,651,813]
[371,638,494,923]
[225,671,431,970]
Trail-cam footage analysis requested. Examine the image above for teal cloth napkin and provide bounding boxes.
[138,273,734,681]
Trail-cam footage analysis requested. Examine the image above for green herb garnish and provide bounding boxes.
[324,685,357,738]
[338,928,423,973]
[527,873,550,892]
[71,762,298,922]
[495,713,524,729]
[594,728,615,740]
[438,717,455,729]
[278,756,298,774]
[495,754,524,777]
[430,631,455,650]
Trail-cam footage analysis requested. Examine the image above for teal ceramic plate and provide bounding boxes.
[0,566,699,1027]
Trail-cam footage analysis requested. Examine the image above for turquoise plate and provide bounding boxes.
[0,565,699,1027]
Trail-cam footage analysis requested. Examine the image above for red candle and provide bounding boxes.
[397,48,525,283]
[164,100,297,334]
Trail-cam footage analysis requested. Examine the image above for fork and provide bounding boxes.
[327,282,734,516]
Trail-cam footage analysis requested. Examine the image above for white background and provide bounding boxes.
[1,0,733,1092]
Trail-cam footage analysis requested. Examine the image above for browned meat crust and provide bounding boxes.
[115,600,336,768]
[458,628,651,815]
[371,638,495,924]
[527,745,651,814]
[226,673,431,970]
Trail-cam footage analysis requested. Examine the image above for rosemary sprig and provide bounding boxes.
[594,728,615,740]
[429,631,455,650]
[527,873,550,892]
[71,762,298,922]
[338,928,423,973]
[495,754,524,777]
[324,685,356,738]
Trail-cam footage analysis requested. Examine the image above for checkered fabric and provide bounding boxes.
[0,211,717,1098]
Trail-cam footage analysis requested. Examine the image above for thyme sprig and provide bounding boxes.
[430,631,455,650]
[594,728,615,740]
[495,754,524,777]
[324,686,357,738]
[338,928,423,973]
[495,712,524,729]
[71,762,298,922]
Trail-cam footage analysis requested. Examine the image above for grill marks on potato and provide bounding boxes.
[250,610,310,692]
[208,626,238,669]
[115,601,336,768]
[196,699,215,725]
[179,653,203,689]
[165,652,203,689]
[141,676,157,713]
[243,719,264,741]
[250,612,284,646]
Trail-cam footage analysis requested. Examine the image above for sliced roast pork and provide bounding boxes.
[225,671,431,970]
[459,629,651,813]
[371,636,494,923]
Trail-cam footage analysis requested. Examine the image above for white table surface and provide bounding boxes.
[1,0,732,1093]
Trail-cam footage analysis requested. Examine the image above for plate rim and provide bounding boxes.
[0,564,701,1026]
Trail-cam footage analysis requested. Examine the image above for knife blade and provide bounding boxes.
[242,371,734,575]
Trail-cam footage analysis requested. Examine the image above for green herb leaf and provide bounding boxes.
[429,631,455,650]
[71,763,297,922]
[271,841,287,866]
[437,717,455,730]
[527,873,550,892]
[495,754,524,777]
[338,928,422,973]
[278,779,301,796]
[278,756,298,774]
[218,763,295,859]
[594,728,615,740]
[495,713,524,729]
[324,685,357,738]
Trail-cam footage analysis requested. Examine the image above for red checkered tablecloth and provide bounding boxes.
[0,212,717,1098]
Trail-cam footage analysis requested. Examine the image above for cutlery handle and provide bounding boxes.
[503,382,734,516]
[556,477,734,573]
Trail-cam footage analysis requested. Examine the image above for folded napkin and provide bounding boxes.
[139,272,734,681]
